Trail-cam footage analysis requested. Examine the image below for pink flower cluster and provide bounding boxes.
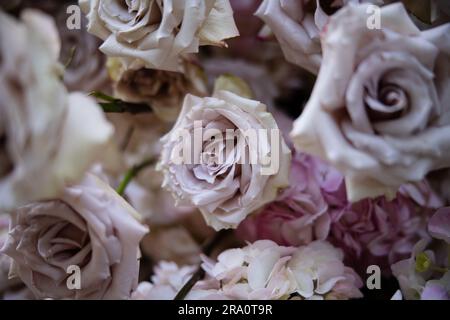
[238,152,443,275]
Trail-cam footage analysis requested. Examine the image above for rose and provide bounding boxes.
[290,3,450,201]
[255,0,383,74]
[158,90,291,230]
[0,173,148,300]
[0,10,115,210]
[255,0,323,74]
[112,59,208,122]
[79,0,239,72]
[237,153,330,247]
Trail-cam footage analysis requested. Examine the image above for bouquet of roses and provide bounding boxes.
[0,0,449,300]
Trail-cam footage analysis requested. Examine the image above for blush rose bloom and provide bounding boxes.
[291,3,450,202]
[0,173,149,300]
[0,10,115,210]
[158,90,291,230]
[79,0,239,72]
[255,0,383,74]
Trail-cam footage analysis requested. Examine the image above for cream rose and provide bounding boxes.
[79,0,239,71]
[0,173,148,300]
[0,10,115,210]
[158,90,291,230]
[291,3,450,201]
[255,0,383,74]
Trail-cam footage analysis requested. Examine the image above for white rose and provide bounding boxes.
[291,3,450,201]
[79,0,239,71]
[0,10,115,210]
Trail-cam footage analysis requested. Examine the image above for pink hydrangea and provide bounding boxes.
[238,152,442,276]
[328,194,432,275]
[328,178,442,275]
[237,153,330,246]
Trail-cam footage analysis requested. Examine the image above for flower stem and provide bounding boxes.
[174,229,231,300]
[116,158,156,196]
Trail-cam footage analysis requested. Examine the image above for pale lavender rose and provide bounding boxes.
[79,0,239,72]
[158,90,291,230]
[391,209,450,300]
[255,0,383,74]
[291,3,450,202]
[237,153,329,246]
[202,240,363,300]
[1,173,148,300]
[0,10,115,210]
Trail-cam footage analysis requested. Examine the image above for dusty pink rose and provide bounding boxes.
[237,153,329,246]
[1,173,148,300]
